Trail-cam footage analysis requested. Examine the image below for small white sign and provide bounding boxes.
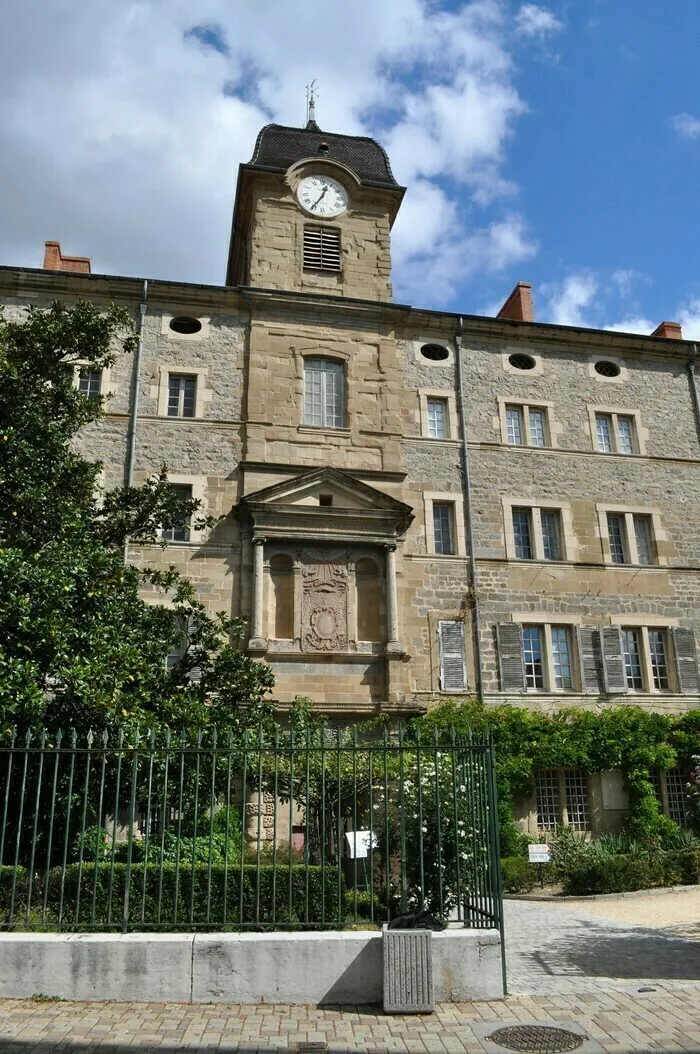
[345,830,377,859]
[528,843,551,864]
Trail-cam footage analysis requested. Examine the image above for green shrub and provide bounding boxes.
[43,862,339,929]
[343,888,381,919]
[563,854,658,896]
[500,857,536,893]
[661,849,700,886]
[500,857,555,893]
[0,865,29,918]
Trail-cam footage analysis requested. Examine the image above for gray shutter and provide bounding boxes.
[438,621,467,691]
[673,627,700,694]
[600,627,628,694]
[577,627,601,694]
[496,623,525,692]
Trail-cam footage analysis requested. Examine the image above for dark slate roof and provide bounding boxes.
[248,120,399,187]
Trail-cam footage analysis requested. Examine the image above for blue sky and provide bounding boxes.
[0,0,698,335]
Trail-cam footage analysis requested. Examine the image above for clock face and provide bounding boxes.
[297,175,348,218]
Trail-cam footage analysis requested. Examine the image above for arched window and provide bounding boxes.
[356,557,383,642]
[270,554,294,639]
[304,358,345,428]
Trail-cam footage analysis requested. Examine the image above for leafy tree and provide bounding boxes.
[0,301,274,735]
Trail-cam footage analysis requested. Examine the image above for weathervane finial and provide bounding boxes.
[306,79,319,127]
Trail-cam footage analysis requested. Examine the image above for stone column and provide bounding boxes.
[385,544,403,656]
[248,537,268,652]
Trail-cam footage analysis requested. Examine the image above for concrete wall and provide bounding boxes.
[0,929,503,1005]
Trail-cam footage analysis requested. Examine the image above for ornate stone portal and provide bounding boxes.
[301,549,348,652]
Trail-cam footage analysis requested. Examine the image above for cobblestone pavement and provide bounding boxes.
[1,987,700,1053]
[503,897,700,995]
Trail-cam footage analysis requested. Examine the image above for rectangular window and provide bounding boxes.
[303,358,344,428]
[512,508,533,559]
[303,226,342,271]
[564,771,591,831]
[594,410,639,454]
[427,398,447,439]
[596,413,613,452]
[529,408,546,448]
[633,515,653,565]
[506,406,524,445]
[607,513,627,564]
[167,374,196,418]
[78,368,102,400]
[540,510,562,561]
[433,503,455,555]
[161,484,192,543]
[617,415,635,454]
[535,770,560,831]
[522,626,545,689]
[551,626,573,689]
[648,630,670,690]
[622,629,644,690]
[504,403,549,447]
[665,769,690,827]
[438,620,467,691]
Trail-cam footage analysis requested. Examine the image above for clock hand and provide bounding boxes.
[310,186,328,209]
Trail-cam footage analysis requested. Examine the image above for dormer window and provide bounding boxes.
[303,226,342,272]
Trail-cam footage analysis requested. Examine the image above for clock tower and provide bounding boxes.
[225,116,405,301]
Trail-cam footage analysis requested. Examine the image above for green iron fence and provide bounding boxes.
[0,726,503,941]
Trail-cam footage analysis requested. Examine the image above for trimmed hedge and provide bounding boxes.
[562,849,700,896]
[0,865,28,910]
[0,863,341,929]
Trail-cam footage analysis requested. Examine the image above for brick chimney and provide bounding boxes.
[42,241,91,274]
[651,320,683,340]
[497,282,534,323]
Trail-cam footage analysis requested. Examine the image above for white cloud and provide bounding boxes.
[605,317,654,336]
[678,299,700,340]
[544,273,597,327]
[394,208,536,305]
[0,0,541,304]
[515,5,563,38]
[670,113,700,140]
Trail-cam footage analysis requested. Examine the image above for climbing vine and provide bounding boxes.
[408,701,700,851]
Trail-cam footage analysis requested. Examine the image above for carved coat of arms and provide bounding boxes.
[301,550,348,651]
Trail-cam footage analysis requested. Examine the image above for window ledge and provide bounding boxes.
[298,426,351,436]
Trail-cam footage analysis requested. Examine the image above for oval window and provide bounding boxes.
[169,316,202,335]
[420,344,450,362]
[594,360,621,378]
[508,353,536,371]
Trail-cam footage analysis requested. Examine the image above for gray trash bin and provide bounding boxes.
[382,926,434,1013]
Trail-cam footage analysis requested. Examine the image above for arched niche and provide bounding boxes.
[355,556,383,642]
[270,553,295,639]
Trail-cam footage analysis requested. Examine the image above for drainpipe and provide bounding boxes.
[123,280,148,562]
[687,344,700,446]
[454,317,484,703]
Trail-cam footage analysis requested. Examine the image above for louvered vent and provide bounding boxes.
[303,226,342,272]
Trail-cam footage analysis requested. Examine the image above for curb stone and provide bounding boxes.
[504,882,700,903]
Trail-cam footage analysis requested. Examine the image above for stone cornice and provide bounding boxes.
[1,264,697,361]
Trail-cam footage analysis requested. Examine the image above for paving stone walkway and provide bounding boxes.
[1,988,700,1053]
[503,896,700,995]
[2,894,700,1052]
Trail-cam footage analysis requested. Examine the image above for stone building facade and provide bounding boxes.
[2,117,699,835]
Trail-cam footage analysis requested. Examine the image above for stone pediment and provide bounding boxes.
[239,468,413,544]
